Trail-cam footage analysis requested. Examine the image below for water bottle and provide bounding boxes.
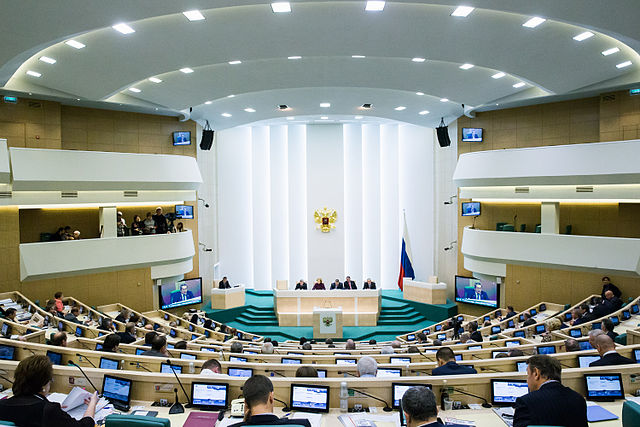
[189,362,195,374]
[340,381,348,413]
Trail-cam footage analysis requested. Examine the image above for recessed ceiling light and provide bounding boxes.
[221,113,232,117]
[39,56,56,64]
[227,94,235,98]
[278,104,290,110]
[180,67,194,73]
[26,70,41,77]
[183,10,205,21]
[617,61,633,69]
[459,63,474,70]
[440,98,449,102]
[419,110,430,115]
[602,47,620,56]
[365,1,386,12]
[355,116,363,119]
[522,17,546,28]
[361,103,373,109]
[573,31,594,42]
[65,40,85,49]
[451,6,474,17]
[416,92,425,96]
[513,82,526,88]
[352,55,366,59]
[288,56,302,60]
[492,72,506,79]
[412,57,426,63]
[148,77,162,83]
[287,116,295,120]
[271,2,291,13]
[228,60,242,65]
[320,102,331,108]
[128,87,141,93]
[205,101,212,105]
[394,106,406,111]
[112,23,135,34]
[320,116,329,120]
[244,108,256,113]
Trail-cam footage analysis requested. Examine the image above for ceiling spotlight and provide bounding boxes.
[602,47,620,56]
[286,116,295,120]
[288,56,302,60]
[65,40,85,49]
[416,92,425,96]
[26,70,41,77]
[39,56,56,64]
[320,116,329,120]
[221,113,232,117]
[278,104,290,110]
[573,31,594,41]
[227,94,235,98]
[459,63,474,70]
[183,10,205,21]
[320,102,331,108]
[419,110,430,115]
[148,77,162,83]
[355,115,363,119]
[244,108,256,113]
[412,57,426,63]
[228,60,242,65]
[352,55,366,59]
[617,61,633,69]
[491,72,506,79]
[128,87,141,93]
[440,98,449,102]
[361,103,373,109]
[112,23,135,34]
[394,106,406,111]
[180,67,194,73]
[365,1,386,12]
[451,6,474,17]
[522,17,546,28]
[271,2,291,13]
[513,82,526,88]
[205,101,212,105]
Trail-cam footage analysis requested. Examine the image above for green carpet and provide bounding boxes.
[205,289,457,342]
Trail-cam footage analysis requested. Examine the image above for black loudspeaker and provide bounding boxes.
[436,118,451,147]
[200,130,214,150]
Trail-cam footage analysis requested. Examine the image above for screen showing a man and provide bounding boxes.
[455,276,498,308]
[160,278,202,309]
[171,284,194,303]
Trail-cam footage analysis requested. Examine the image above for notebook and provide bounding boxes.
[586,403,618,422]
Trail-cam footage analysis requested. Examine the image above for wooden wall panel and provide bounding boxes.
[0,99,61,149]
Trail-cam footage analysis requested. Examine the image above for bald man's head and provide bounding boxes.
[588,329,605,347]
[604,290,614,300]
[594,334,616,356]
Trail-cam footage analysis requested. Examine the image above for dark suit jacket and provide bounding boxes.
[363,282,376,289]
[118,331,136,344]
[522,318,536,327]
[592,302,612,318]
[601,283,622,299]
[312,283,325,290]
[431,361,477,376]
[63,313,81,324]
[170,291,194,303]
[294,282,307,290]
[464,289,488,300]
[513,381,587,427]
[0,394,95,427]
[229,414,311,426]
[114,314,127,323]
[219,281,231,289]
[140,349,166,358]
[589,352,634,367]
[470,331,483,342]
[344,280,356,289]
[330,283,343,290]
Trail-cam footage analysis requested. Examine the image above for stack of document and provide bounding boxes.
[337,412,398,427]
[47,387,111,422]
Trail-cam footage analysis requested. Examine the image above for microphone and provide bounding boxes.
[273,396,290,412]
[337,371,357,377]
[410,369,432,375]
[76,353,97,368]
[169,388,184,415]
[67,361,99,393]
[0,370,14,384]
[452,388,492,408]
[22,347,36,355]
[130,362,151,372]
[166,359,191,410]
[166,349,175,359]
[264,369,286,378]
[217,410,226,421]
[348,388,393,412]
[479,366,502,373]
[416,348,432,362]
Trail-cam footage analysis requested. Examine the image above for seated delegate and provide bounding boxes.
[329,279,343,290]
[431,347,477,376]
[363,278,376,289]
[343,276,357,289]
[402,386,443,427]
[219,277,231,289]
[312,278,325,290]
[589,335,634,367]
[294,280,307,290]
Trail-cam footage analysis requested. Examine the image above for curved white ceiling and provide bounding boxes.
[1,1,639,129]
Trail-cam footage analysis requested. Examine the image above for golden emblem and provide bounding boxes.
[314,207,337,233]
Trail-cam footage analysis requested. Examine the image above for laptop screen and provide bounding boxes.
[516,362,527,373]
[585,374,624,400]
[191,383,228,409]
[229,356,247,363]
[392,383,432,409]
[505,340,519,347]
[578,355,601,368]
[536,346,556,355]
[290,384,330,413]
[102,375,132,406]
[99,357,120,370]
[180,353,197,360]
[513,330,525,338]
[0,345,15,360]
[377,368,402,377]
[160,363,182,374]
[570,329,582,338]
[491,380,528,405]
[46,351,62,365]
[228,368,253,377]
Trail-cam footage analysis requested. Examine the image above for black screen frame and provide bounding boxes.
[289,383,330,413]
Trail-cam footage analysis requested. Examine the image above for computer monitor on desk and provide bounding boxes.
[102,375,133,411]
[584,374,624,401]
[491,379,528,405]
[191,382,229,410]
[290,384,330,413]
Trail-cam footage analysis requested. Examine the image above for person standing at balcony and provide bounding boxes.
[143,212,155,234]
[116,212,127,237]
[600,276,621,299]
[152,207,169,234]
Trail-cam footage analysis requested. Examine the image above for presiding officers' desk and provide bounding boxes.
[274,289,381,327]
[211,284,245,310]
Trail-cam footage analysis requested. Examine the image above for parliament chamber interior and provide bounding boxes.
[0,1,640,426]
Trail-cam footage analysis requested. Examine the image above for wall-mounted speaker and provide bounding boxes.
[200,121,214,150]
[436,118,451,147]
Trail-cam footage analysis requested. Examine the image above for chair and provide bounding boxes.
[534,224,541,233]
[501,224,515,232]
[565,224,572,234]
[496,222,507,231]
[0,421,16,426]
[614,333,627,345]
[520,224,526,232]
[105,414,170,427]
[623,400,640,427]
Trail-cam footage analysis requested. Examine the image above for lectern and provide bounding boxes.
[313,307,343,339]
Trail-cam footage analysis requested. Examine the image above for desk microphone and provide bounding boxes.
[273,396,290,412]
[479,366,502,373]
[22,347,36,355]
[416,348,432,362]
[169,388,184,415]
[348,388,393,412]
[0,369,13,385]
[452,387,492,408]
[76,353,97,368]
[264,369,286,377]
[67,361,99,393]
[337,371,357,377]
[130,362,151,372]
[166,359,191,410]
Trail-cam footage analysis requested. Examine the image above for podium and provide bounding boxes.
[211,284,245,310]
[403,279,447,305]
[313,307,343,339]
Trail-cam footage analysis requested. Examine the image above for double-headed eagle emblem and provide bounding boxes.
[314,207,337,233]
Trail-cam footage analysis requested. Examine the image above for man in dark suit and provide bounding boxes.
[219,277,231,289]
[363,278,376,289]
[401,386,445,427]
[468,321,483,342]
[603,290,623,311]
[170,283,194,303]
[118,322,137,344]
[600,276,621,299]
[601,318,618,341]
[330,279,343,290]
[522,312,536,327]
[431,347,477,376]
[63,307,82,324]
[294,280,307,290]
[589,334,634,367]
[464,283,488,300]
[513,355,587,427]
[229,375,311,427]
[344,276,357,289]
[141,335,169,358]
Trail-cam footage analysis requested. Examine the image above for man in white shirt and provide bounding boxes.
[200,359,224,376]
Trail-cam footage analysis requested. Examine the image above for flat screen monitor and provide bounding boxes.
[422,329,430,335]
[135,348,145,355]
[228,367,253,377]
[631,304,639,314]
[390,357,411,364]
[335,358,357,365]
[592,322,601,330]
[169,329,177,338]
[505,340,519,347]
[175,204,194,219]
[75,326,83,337]
[578,355,601,368]
[290,384,330,413]
[518,314,525,322]
[102,375,133,408]
[491,326,501,334]
[289,352,304,356]
[282,357,302,364]
[188,324,195,332]
[513,330,526,338]
[530,309,537,316]
[516,362,527,373]
[191,382,228,410]
[564,312,572,321]
[204,330,211,338]
[539,304,546,312]
[507,320,515,329]
[435,324,443,331]
[457,315,464,321]
[633,349,640,362]
[610,316,620,326]
[0,345,15,360]
[437,333,446,341]
[163,313,170,321]
[534,325,546,334]
[462,127,483,142]
[455,275,498,308]
[468,345,482,350]
[159,278,203,310]
[191,334,198,341]
[584,374,624,400]
[483,316,491,323]
[536,346,556,355]
[243,350,257,355]
[173,131,191,146]
[454,354,462,361]
[580,341,593,351]
[491,379,528,405]
[100,357,120,370]
[95,343,104,351]
[461,202,481,217]
[622,310,631,320]
[180,353,197,361]
[570,329,582,338]
[0,324,9,337]
[236,332,243,339]
[46,350,62,365]
[160,363,182,374]
[201,347,216,353]
[317,369,327,378]
[377,368,402,377]
[167,344,175,350]
[494,310,502,318]
[492,351,508,358]
[392,383,432,409]
[58,321,64,331]
[229,356,247,363]
[406,334,416,341]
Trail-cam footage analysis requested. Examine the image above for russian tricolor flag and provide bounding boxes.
[397,214,415,291]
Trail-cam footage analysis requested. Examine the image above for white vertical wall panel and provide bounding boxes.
[270,126,290,287]
[288,125,308,286]
[380,124,400,289]
[306,125,345,284]
[216,126,254,287]
[343,125,363,283]
[250,126,272,289]
[361,125,382,285]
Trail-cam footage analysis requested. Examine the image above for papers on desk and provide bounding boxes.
[338,412,397,427]
[492,407,514,427]
[47,387,111,422]
[290,412,322,427]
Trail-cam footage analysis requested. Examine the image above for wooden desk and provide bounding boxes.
[211,285,245,310]
[403,280,447,305]
[274,289,380,327]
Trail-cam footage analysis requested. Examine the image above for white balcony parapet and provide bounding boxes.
[0,139,9,184]
[20,230,195,281]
